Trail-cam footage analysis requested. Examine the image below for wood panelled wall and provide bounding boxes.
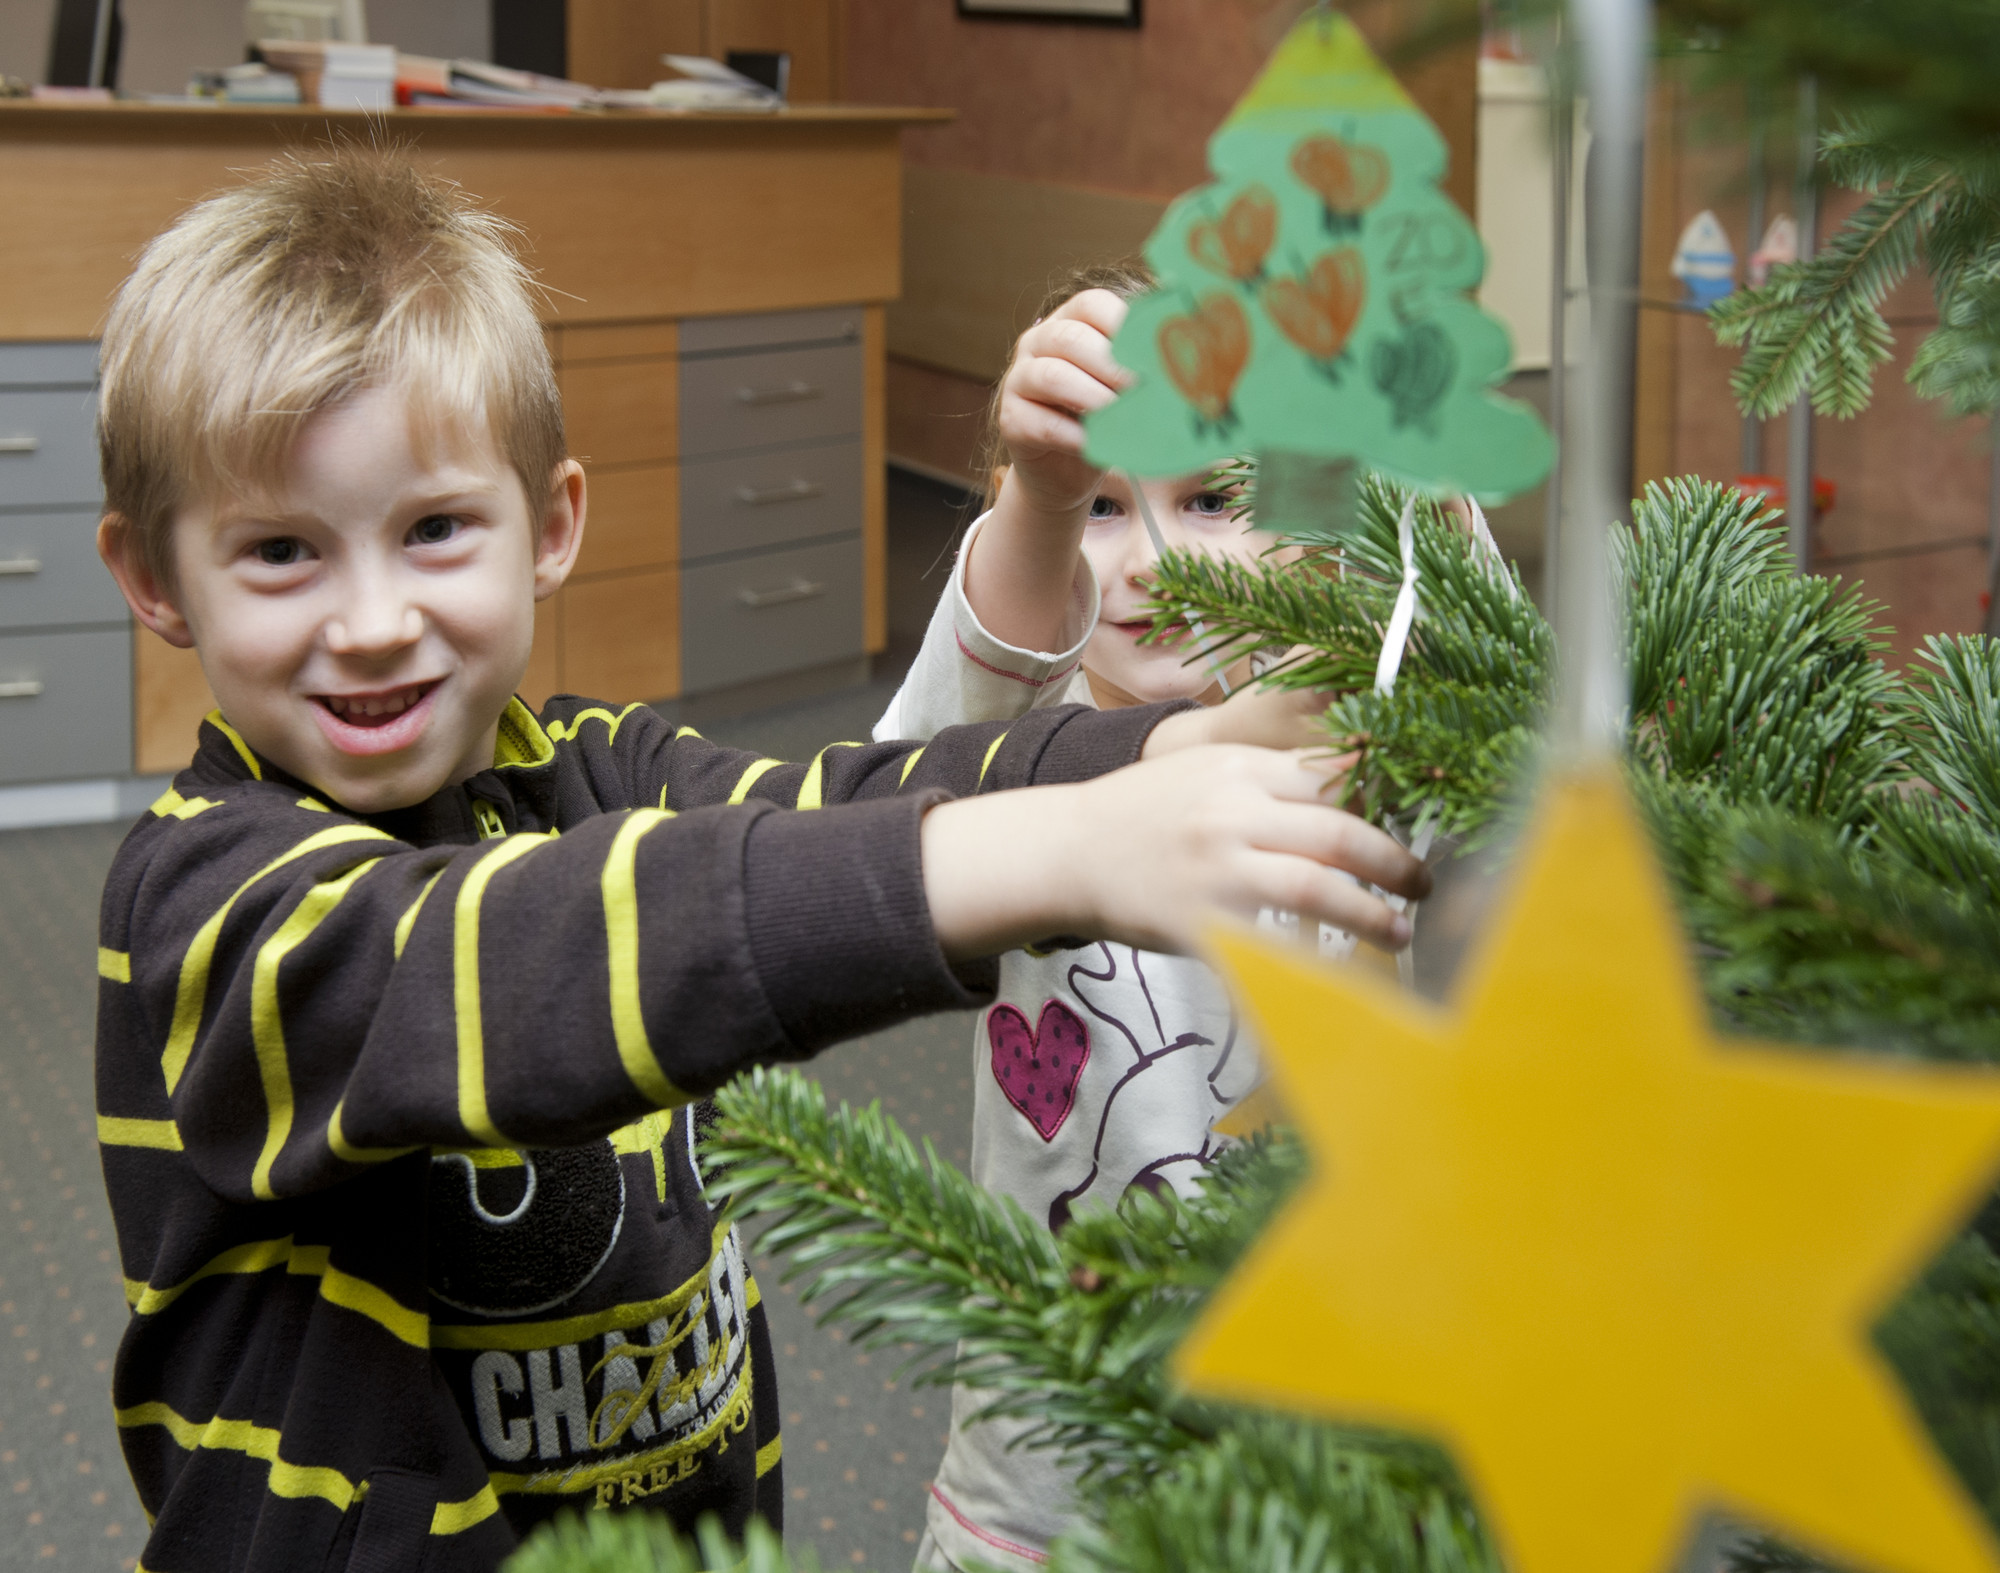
[570,0,841,98]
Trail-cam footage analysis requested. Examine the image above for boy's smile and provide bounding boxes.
[103,385,584,814]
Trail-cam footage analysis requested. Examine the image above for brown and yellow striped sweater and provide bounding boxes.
[95,692,1174,1573]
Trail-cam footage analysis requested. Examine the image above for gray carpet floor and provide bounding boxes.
[0,468,979,1572]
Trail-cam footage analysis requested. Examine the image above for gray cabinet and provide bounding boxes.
[674,309,865,698]
[0,342,129,786]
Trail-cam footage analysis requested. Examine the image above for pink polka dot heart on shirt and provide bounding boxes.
[987,1000,1091,1141]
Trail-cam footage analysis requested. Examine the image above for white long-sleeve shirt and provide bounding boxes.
[874,514,1259,1572]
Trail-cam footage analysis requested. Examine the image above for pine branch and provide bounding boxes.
[1905,635,2000,831]
[503,1510,809,1573]
[702,1070,1316,1488]
[704,1074,1496,1573]
[1710,166,1950,419]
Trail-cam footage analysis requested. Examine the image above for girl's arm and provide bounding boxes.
[873,508,1099,744]
[963,289,1132,652]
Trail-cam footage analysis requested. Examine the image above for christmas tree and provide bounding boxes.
[505,478,2000,1573]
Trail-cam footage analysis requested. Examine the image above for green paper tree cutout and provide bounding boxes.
[1085,12,1554,508]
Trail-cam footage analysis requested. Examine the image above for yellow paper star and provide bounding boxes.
[1185,767,2000,1573]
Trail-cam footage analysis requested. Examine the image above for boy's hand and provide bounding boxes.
[1143,679,1343,760]
[921,746,1430,960]
[996,288,1133,519]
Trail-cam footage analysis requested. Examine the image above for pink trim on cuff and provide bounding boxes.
[928,1482,1051,1565]
[955,630,1081,690]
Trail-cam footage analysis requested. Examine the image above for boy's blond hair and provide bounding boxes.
[99,144,565,586]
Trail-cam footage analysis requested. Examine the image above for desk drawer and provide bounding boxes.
[681,441,861,562]
[679,342,862,459]
[680,537,863,695]
[0,511,127,629]
[679,308,861,357]
[0,342,98,388]
[0,624,132,784]
[0,388,101,507]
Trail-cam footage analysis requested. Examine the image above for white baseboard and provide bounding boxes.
[0,775,174,832]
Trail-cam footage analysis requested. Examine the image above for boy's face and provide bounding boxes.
[1078,469,1261,709]
[108,386,583,814]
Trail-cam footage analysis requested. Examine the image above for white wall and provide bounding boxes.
[0,0,488,91]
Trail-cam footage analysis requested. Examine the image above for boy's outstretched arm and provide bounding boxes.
[923,742,1421,959]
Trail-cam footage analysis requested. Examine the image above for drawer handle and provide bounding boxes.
[738,578,825,610]
[0,436,39,455]
[0,679,44,699]
[734,381,821,407]
[735,480,823,507]
[0,557,40,576]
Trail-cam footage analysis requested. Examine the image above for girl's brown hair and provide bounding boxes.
[977,258,1156,508]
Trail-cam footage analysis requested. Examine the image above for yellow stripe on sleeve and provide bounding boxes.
[205,711,263,780]
[97,947,130,982]
[726,757,782,804]
[602,813,685,1108]
[393,868,445,960]
[795,742,863,810]
[96,1114,181,1151]
[432,1487,503,1535]
[756,1434,783,1478]
[316,1263,428,1348]
[116,1401,358,1510]
[453,835,551,1147]
[162,825,393,1094]
[249,859,383,1201]
[977,731,1009,789]
[325,1100,419,1167]
[898,747,926,787]
[149,788,221,820]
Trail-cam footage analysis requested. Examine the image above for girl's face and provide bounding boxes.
[1079,469,1261,709]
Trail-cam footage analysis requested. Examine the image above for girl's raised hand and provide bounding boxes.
[996,288,1134,518]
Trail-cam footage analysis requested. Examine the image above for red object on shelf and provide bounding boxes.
[1734,473,1838,516]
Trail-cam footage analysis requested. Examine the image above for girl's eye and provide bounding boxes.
[410,514,459,547]
[255,538,303,566]
[1087,496,1122,519]
[1188,491,1232,517]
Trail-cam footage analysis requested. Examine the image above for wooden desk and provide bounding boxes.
[0,101,947,778]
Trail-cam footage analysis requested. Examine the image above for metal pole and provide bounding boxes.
[1544,22,1572,609]
[1556,0,1649,759]
[1986,414,2000,638]
[1740,112,1766,477]
[1785,75,1819,573]
[86,0,114,89]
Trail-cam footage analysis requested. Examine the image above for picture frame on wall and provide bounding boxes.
[956,0,1140,24]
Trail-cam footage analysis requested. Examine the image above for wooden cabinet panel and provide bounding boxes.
[568,0,705,91]
[521,592,564,710]
[562,357,679,468]
[706,0,837,102]
[577,463,680,577]
[564,568,680,703]
[135,634,214,777]
[561,321,679,363]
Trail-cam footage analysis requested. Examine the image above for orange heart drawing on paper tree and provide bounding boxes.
[1187,185,1279,283]
[1158,293,1252,433]
[1289,134,1390,235]
[1262,248,1367,376]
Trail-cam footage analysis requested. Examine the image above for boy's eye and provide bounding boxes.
[409,514,459,546]
[255,538,303,566]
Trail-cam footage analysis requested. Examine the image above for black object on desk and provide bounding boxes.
[725,50,789,101]
[46,0,123,88]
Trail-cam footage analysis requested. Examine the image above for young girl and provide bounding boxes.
[876,265,1340,1572]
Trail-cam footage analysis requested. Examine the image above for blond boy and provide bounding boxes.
[90,148,1424,1572]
